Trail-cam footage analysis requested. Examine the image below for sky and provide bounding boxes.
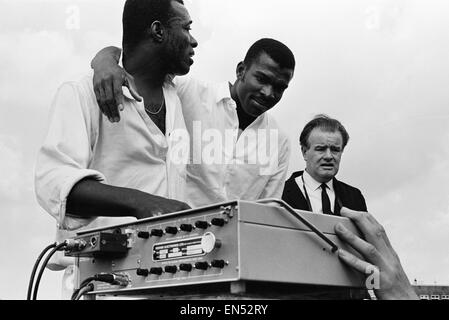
[1,0,449,299]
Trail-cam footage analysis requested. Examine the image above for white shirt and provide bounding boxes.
[295,170,336,214]
[175,77,291,208]
[35,72,188,236]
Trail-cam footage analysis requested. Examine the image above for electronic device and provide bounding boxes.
[66,200,367,299]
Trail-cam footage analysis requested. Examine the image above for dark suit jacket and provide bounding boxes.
[282,171,368,216]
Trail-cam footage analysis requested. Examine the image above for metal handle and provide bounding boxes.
[256,199,339,253]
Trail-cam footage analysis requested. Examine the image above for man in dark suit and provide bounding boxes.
[282,115,367,215]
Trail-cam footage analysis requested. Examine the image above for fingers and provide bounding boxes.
[339,207,364,221]
[94,85,107,118]
[337,249,378,276]
[98,86,113,122]
[335,223,382,265]
[125,73,142,102]
[152,204,190,218]
[151,201,192,217]
[113,78,126,114]
[96,81,117,123]
[339,208,371,241]
[167,201,191,213]
[180,202,192,210]
[340,207,390,248]
[104,79,120,123]
[152,211,163,217]
[129,86,143,103]
[340,208,380,232]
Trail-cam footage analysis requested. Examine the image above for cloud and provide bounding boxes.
[1,0,449,298]
[0,135,26,202]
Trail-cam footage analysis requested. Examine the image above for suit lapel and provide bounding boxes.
[332,178,343,216]
[284,172,311,211]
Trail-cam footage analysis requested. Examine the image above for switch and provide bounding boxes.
[150,267,163,275]
[165,226,178,235]
[211,260,227,269]
[137,231,150,239]
[211,218,226,227]
[180,224,194,232]
[136,268,149,277]
[195,221,209,230]
[179,264,193,272]
[195,262,209,271]
[164,266,178,274]
[150,229,164,237]
[201,232,222,254]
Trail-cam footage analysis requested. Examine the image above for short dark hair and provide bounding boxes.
[244,38,296,71]
[122,0,184,53]
[300,115,350,150]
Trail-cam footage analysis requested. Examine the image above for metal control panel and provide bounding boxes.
[67,201,366,297]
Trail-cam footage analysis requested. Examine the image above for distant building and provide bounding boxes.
[413,285,449,300]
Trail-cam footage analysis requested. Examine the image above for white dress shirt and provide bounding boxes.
[295,170,336,214]
[175,77,291,208]
[35,72,188,236]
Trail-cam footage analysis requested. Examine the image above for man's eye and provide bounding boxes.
[255,75,266,83]
[276,85,288,92]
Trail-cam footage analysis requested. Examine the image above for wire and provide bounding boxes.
[32,242,68,300]
[257,199,339,253]
[71,277,96,300]
[74,283,95,300]
[71,273,130,300]
[27,242,57,300]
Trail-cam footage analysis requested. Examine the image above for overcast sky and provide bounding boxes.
[1,0,448,299]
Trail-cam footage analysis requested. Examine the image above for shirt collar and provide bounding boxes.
[119,56,174,102]
[216,81,269,128]
[303,170,334,192]
[119,56,140,102]
[216,82,233,104]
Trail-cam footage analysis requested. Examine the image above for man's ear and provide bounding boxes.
[149,21,164,43]
[236,62,246,80]
[301,146,308,160]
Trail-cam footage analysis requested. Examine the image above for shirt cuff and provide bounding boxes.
[58,169,107,231]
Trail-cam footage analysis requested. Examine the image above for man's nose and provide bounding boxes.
[323,148,333,159]
[190,35,198,48]
[261,85,274,98]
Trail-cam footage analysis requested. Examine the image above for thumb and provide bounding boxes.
[339,207,360,219]
[125,73,142,102]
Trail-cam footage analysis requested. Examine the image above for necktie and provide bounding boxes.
[321,184,333,215]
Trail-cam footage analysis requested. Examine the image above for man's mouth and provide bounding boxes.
[252,98,270,110]
[188,52,195,64]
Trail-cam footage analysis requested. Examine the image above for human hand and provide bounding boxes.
[134,193,191,219]
[92,47,142,123]
[335,208,419,300]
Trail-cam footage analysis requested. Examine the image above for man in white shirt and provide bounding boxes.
[35,0,197,245]
[91,38,296,207]
[282,115,368,215]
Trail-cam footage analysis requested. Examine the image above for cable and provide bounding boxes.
[257,199,339,253]
[27,243,57,300]
[71,273,130,300]
[32,242,68,300]
[74,283,95,300]
[71,277,96,300]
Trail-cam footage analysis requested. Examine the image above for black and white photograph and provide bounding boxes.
[1,0,448,303]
